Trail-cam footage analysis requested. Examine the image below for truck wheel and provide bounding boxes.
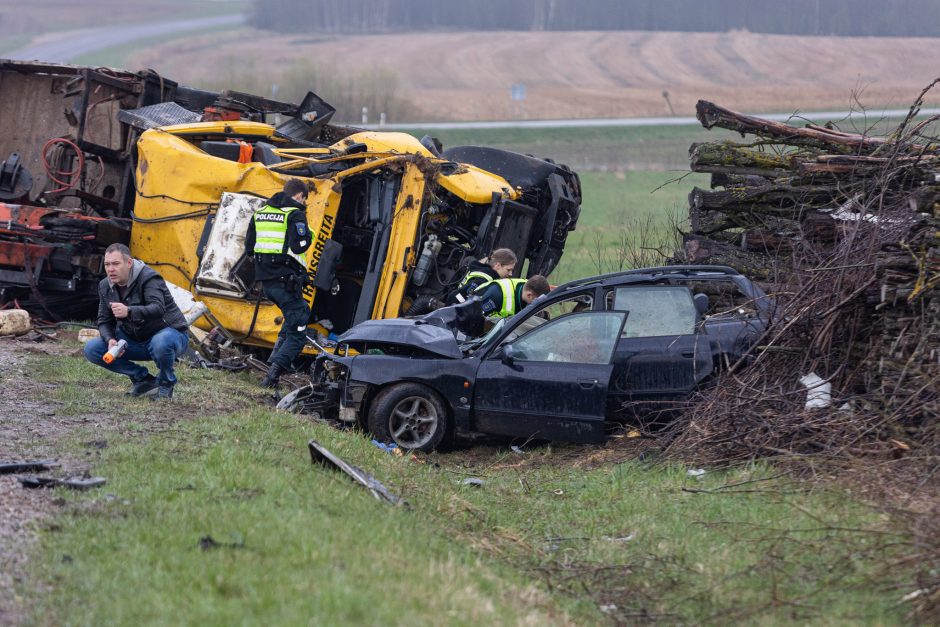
[368,383,450,452]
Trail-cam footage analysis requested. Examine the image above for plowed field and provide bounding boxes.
[131,29,940,120]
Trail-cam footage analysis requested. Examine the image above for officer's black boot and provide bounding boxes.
[261,364,283,388]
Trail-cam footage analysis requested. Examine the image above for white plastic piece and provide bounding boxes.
[165,281,208,326]
[195,192,266,296]
[687,468,706,479]
[799,372,832,409]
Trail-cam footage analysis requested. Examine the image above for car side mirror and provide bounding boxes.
[501,344,515,365]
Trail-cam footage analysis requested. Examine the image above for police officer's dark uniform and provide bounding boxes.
[244,181,312,387]
[473,277,528,318]
[444,259,500,305]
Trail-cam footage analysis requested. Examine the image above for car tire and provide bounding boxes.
[368,383,450,452]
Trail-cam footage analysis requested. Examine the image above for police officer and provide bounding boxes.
[444,248,517,305]
[244,178,313,387]
[473,275,551,318]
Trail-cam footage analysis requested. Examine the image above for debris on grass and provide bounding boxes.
[308,439,404,506]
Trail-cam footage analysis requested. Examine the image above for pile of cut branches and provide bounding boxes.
[667,83,940,468]
[664,85,940,618]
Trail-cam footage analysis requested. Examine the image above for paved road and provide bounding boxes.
[5,14,244,64]
[377,108,940,130]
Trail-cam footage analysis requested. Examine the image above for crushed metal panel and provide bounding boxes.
[307,439,404,506]
[0,64,80,203]
[195,192,262,296]
[117,102,202,131]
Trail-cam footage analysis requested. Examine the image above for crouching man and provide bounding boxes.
[84,243,189,400]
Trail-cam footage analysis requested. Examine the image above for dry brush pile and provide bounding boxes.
[661,84,940,618]
[667,84,939,466]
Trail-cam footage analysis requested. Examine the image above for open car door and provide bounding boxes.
[472,311,627,444]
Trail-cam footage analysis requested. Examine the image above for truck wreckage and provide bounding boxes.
[0,60,582,352]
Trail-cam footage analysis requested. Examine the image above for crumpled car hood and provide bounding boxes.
[338,318,463,359]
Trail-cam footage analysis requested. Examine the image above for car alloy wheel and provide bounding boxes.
[368,382,450,452]
[389,395,439,449]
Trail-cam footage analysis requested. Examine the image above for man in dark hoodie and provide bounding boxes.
[84,243,189,400]
[244,178,313,388]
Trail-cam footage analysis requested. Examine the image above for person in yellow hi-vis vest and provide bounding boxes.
[473,275,551,318]
[244,179,312,388]
[444,248,517,305]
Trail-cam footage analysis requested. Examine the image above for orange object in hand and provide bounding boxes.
[102,339,127,364]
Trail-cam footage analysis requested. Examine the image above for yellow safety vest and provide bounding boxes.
[252,205,307,269]
[458,270,493,289]
[476,277,526,318]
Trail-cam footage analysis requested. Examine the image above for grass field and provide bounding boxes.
[71,21,243,68]
[0,34,30,55]
[12,116,927,624]
[550,171,704,282]
[26,346,911,625]
[0,1,246,37]
[407,124,737,172]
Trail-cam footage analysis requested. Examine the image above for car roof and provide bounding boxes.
[549,265,747,293]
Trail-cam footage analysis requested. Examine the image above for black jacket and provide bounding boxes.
[244,192,312,281]
[444,260,499,305]
[96,260,188,343]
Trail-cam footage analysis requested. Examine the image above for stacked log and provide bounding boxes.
[669,86,940,463]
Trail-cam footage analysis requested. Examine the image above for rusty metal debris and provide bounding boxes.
[0,60,346,320]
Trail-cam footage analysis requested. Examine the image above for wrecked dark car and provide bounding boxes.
[282,265,772,451]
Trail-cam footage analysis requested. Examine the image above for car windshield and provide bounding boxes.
[461,317,508,354]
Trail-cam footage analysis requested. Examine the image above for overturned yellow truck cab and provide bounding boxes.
[131,120,582,351]
[0,61,580,350]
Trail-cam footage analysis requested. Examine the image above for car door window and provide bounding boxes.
[510,311,625,364]
[609,286,696,338]
[503,291,595,343]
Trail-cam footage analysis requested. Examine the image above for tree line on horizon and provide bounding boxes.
[250,0,940,37]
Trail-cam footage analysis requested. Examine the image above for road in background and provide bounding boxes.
[6,14,243,64]
[378,108,940,130]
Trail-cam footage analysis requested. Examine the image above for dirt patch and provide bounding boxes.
[0,337,63,627]
[130,29,940,122]
[0,331,264,625]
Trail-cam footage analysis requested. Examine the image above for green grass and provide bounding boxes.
[551,170,708,282]
[26,345,912,625]
[405,113,935,173]
[410,124,739,172]
[0,33,31,54]
[71,22,243,68]
[0,1,248,36]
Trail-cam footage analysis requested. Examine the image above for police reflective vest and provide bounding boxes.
[252,204,307,270]
[476,277,526,318]
[458,270,492,289]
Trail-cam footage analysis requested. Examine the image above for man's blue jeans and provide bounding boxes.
[84,327,189,386]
